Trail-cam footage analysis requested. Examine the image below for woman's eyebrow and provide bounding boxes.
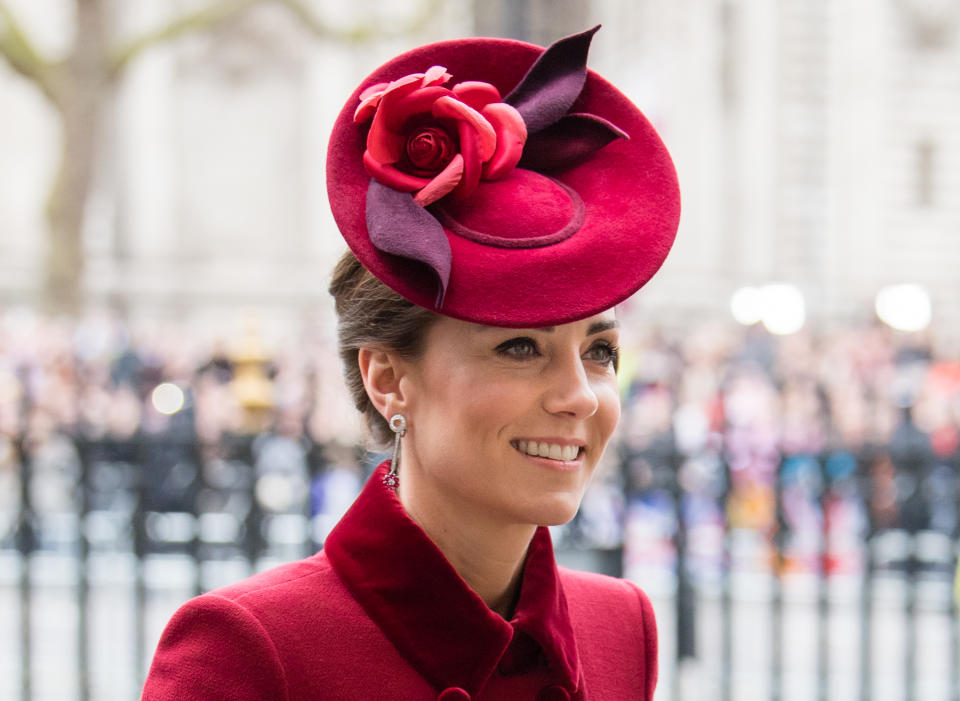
[587,320,619,335]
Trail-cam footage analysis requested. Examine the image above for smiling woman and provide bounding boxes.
[388,315,621,531]
[142,26,679,701]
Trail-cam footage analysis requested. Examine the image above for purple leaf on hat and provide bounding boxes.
[505,25,600,134]
[366,179,451,307]
[518,112,629,172]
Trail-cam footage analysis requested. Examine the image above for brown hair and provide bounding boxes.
[328,250,439,446]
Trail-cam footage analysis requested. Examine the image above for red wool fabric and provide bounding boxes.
[141,462,658,700]
[326,35,681,328]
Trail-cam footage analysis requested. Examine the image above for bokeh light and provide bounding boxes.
[761,283,806,335]
[875,284,932,332]
[730,286,763,325]
[731,283,806,335]
[151,382,185,415]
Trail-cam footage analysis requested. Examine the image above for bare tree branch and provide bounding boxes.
[0,2,58,102]
[107,0,447,80]
[274,0,448,42]
[107,0,262,78]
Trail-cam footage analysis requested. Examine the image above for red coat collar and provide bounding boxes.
[324,461,582,696]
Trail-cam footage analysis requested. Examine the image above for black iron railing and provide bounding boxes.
[3,430,959,701]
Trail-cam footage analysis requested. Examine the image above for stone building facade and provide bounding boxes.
[0,0,958,336]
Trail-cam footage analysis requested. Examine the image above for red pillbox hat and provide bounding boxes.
[327,27,680,328]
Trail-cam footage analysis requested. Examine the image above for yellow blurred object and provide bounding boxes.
[726,482,776,531]
[230,318,274,433]
[955,557,959,610]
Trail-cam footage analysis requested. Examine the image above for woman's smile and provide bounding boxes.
[507,434,590,476]
[510,439,585,467]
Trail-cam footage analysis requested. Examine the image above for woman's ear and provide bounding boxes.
[357,348,407,421]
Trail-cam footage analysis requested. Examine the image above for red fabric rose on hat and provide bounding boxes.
[354,66,527,206]
[353,27,635,310]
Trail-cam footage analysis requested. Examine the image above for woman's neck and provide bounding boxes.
[398,470,537,619]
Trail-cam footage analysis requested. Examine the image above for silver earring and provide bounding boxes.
[384,413,406,490]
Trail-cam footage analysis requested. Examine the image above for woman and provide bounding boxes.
[142,26,679,701]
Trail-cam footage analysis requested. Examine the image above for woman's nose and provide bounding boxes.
[541,356,599,418]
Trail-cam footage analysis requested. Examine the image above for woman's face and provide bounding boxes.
[398,311,621,528]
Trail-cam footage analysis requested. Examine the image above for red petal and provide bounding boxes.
[384,86,455,131]
[354,93,381,123]
[367,76,424,163]
[359,82,389,102]
[422,65,452,87]
[366,125,405,165]
[480,102,527,180]
[452,122,482,199]
[433,96,496,162]
[363,150,430,192]
[413,154,464,206]
[385,74,424,94]
[452,81,501,110]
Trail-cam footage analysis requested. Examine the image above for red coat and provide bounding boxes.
[141,462,658,700]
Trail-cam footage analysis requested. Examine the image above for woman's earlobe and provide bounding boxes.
[358,347,406,419]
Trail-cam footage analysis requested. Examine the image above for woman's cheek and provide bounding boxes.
[596,380,622,440]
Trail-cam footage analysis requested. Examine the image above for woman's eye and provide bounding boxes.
[585,342,619,369]
[496,337,540,359]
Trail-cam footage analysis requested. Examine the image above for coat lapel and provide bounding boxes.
[324,461,581,696]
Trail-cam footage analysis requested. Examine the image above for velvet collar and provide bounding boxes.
[324,461,582,696]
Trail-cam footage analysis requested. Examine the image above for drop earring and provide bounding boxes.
[384,414,406,490]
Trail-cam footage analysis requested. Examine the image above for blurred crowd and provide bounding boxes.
[617,318,959,580]
[1,306,958,579]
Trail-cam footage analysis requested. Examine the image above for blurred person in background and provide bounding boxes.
[141,27,680,701]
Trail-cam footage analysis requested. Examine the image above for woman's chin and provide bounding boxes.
[522,495,584,528]
[537,513,577,528]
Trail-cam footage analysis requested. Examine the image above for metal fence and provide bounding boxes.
[2,426,959,701]
[618,432,960,701]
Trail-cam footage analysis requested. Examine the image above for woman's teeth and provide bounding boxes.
[515,441,580,461]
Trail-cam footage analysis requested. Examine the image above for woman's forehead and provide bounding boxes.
[439,310,618,337]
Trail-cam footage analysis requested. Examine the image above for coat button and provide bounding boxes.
[537,685,570,701]
[437,688,471,701]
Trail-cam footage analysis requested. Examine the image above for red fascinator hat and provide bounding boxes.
[326,27,680,328]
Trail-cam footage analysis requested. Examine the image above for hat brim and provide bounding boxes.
[326,36,680,328]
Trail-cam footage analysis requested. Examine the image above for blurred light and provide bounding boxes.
[262,514,309,544]
[145,512,195,543]
[256,474,295,512]
[152,382,185,415]
[875,284,931,332]
[198,512,241,544]
[730,286,763,325]
[761,283,806,335]
[731,283,806,335]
